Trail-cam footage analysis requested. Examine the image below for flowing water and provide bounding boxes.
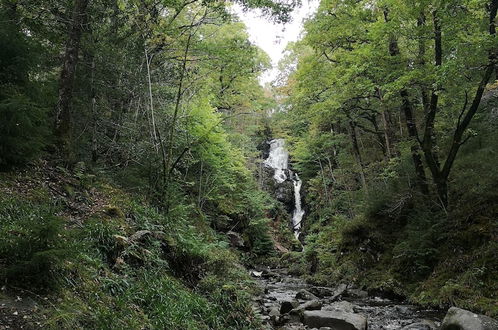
[261,140,444,328]
[291,173,304,238]
[265,139,304,238]
[265,139,289,183]
[253,268,444,330]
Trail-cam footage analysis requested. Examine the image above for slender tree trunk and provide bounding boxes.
[55,0,90,161]
[90,55,98,163]
[349,121,367,192]
[420,1,497,207]
[166,32,192,181]
[384,9,429,195]
[400,90,430,195]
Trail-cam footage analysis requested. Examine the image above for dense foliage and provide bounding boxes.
[274,0,498,316]
[0,0,290,327]
[2,0,498,325]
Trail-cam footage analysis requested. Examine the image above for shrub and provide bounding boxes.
[0,197,71,290]
[0,91,49,169]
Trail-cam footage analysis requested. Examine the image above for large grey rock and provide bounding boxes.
[303,310,367,330]
[296,289,318,301]
[323,301,357,313]
[290,300,323,320]
[441,307,498,330]
[268,307,280,317]
[292,300,322,313]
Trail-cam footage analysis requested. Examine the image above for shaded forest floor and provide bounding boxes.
[0,162,265,329]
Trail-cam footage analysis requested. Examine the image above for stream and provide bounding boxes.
[251,268,444,330]
[258,140,445,329]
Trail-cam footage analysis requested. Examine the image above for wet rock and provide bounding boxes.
[345,288,368,299]
[280,300,300,314]
[323,301,357,313]
[274,180,295,210]
[441,307,498,330]
[296,289,318,301]
[292,300,322,312]
[400,320,437,330]
[251,270,263,277]
[269,307,280,317]
[262,270,280,279]
[395,305,414,314]
[330,283,348,301]
[309,286,335,298]
[287,312,302,323]
[226,231,244,248]
[303,310,367,330]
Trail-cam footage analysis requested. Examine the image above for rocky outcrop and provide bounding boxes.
[303,310,367,330]
[441,307,498,330]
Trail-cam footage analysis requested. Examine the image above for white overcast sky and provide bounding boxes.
[232,1,319,85]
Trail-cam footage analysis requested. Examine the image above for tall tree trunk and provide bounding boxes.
[384,9,429,195]
[349,121,367,192]
[54,0,90,161]
[400,90,430,195]
[420,1,498,207]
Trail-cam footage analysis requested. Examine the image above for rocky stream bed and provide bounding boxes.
[250,268,498,330]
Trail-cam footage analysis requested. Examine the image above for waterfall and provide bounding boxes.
[292,173,304,238]
[265,139,304,239]
[264,139,288,183]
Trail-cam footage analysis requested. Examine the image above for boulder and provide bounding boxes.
[296,289,318,301]
[280,300,300,314]
[309,286,335,298]
[291,300,322,313]
[441,307,498,330]
[303,310,367,330]
[323,301,357,313]
[226,231,245,248]
[345,288,368,299]
[268,307,280,317]
[329,283,348,301]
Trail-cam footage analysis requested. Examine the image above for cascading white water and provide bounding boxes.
[265,139,304,239]
[264,139,289,183]
[292,173,304,238]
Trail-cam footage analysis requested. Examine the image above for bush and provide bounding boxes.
[0,197,71,290]
[246,218,274,256]
[0,91,49,169]
[0,10,49,170]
